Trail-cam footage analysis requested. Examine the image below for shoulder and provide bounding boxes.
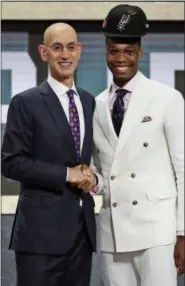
[77,87,96,111]
[141,73,183,102]
[11,85,41,104]
[95,88,109,102]
[9,85,45,116]
[77,87,94,98]
[151,80,183,103]
[77,87,95,104]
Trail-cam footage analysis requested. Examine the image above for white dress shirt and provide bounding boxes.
[47,75,85,190]
[47,75,85,153]
[108,71,140,116]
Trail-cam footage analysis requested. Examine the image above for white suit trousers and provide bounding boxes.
[100,244,177,286]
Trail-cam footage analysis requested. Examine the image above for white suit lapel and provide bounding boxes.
[114,73,152,160]
[96,89,117,151]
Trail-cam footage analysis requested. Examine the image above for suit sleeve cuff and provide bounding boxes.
[90,173,99,195]
[177,231,185,236]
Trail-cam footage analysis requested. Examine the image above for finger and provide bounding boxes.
[177,266,183,275]
[78,179,93,191]
[81,164,93,173]
[174,254,180,269]
[78,181,93,191]
[80,164,88,171]
[82,170,93,178]
[174,255,182,275]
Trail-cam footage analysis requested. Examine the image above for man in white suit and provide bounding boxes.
[91,4,185,286]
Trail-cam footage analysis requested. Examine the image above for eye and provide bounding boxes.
[67,44,76,52]
[52,45,62,51]
[125,50,135,56]
[109,49,119,56]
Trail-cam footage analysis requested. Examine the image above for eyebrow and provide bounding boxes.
[51,41,77,46]
[109,46,135,50]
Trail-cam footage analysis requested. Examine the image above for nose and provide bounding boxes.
[60,48,70,59]
[116,52,127,62]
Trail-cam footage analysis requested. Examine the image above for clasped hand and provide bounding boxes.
[68,164,96,192]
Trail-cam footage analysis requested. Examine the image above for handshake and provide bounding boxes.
[68,164,97,192]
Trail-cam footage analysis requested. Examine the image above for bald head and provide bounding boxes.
[43,23,78,45]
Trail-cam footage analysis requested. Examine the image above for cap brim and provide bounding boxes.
[104,32,146,38]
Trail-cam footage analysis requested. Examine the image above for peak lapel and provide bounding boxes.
[39,81,77,161]
[114,74,152,160]
[96,90,117,151]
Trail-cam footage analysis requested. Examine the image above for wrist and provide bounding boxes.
[177,235,185,240]
[93,173,98,187]
[67,168,73,183]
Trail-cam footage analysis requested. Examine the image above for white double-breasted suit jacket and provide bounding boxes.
[92,72,184,252]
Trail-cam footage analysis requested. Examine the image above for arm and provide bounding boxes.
[90,106,104,194]
[89,142,104,194]
[1,94,67,190]
[164,90,184,235]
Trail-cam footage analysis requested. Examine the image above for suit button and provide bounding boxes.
[111,176,116,180]
[143,142,148,147]
[112,202,117,207]
[131,173,136,178]
[132,200,138,205]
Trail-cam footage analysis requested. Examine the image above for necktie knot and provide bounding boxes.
[67,89,75,99]
[116,88,127,99]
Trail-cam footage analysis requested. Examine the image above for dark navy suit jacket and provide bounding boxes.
[1,81,96,255]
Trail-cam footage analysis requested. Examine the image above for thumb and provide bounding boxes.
[174,252,181,270]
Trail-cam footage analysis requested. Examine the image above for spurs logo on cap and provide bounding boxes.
[103,4,149,38]
[117,14,131,32]
[127,7,137,15]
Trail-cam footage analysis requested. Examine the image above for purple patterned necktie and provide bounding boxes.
[67,89,81,161]
[112,89,127,136]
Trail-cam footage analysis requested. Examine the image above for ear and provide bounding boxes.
[38,45,48,62]
[77,42,82,61]
[139,47,143,60]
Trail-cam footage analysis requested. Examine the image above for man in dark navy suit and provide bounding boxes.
[1,23,97,286]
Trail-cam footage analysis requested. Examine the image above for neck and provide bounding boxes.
[113,70,138,88]
[50,73,73,88]
[113,78,129,88]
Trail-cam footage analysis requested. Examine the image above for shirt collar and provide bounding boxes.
[47,74,78,97]
[109,71,140,95]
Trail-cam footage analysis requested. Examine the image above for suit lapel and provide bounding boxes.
[77,88,91,161]
[114,73,152,160]
[39,81,77,161]
[96,89,118,151]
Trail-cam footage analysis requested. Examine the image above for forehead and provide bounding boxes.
[107,39,138,49]
[48,29,77,45]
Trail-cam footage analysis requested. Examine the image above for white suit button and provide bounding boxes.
[131,173,136,178]
[112,202,117,207]
[111,175,116,180]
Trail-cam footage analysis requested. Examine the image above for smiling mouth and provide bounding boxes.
[114,66,130,72]
[59,62,73,67]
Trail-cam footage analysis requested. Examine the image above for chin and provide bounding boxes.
[57,71,73,78]
[114,74,129,80]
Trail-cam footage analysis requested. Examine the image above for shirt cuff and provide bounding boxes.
[90,173,99,194]
[66,168,69,182]
[177,231,185,236]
